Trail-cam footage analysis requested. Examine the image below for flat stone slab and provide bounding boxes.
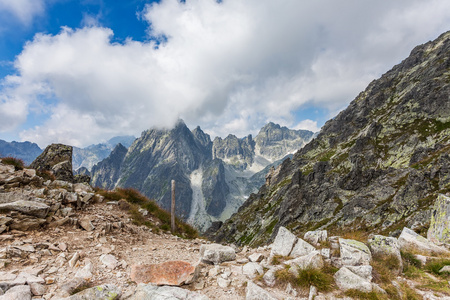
[398,227,450,256]
[0,200,49,218]
[130,261,198,286]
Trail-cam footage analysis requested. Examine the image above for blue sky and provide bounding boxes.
[0,0,449,148]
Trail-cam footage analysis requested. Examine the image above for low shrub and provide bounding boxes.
[1,156,25,170]
[296,267,335,292]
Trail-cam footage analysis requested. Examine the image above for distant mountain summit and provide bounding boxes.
[210,31,450,246]
[0,140,42,165]
[90,121,314,231]
[72,135,135,171]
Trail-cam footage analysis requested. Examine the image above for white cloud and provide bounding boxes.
[0,0,44,25]
[294,120,321,133]
[1,0,450,147]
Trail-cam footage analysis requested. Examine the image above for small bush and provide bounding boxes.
[296,267,334,292]
[372,253,401,283]
[343,289,387,300]
[424,259,450,277]
[1,156,25,170]
[401,251,422,271]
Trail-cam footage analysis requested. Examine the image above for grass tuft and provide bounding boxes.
[1,156,25,170]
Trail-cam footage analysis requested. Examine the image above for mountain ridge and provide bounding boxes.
[209,31,450,246]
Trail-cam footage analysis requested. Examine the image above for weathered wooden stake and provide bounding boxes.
[171,180,176,232]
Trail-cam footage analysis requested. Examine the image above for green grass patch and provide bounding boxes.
[343,289,387,300]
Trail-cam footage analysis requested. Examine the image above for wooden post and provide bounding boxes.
[171,180,176,233]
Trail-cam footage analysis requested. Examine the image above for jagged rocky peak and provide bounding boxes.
[90,143,128,190]
[211,31,450,247]
[212,134,255,170]
[192,126,212,149]
[254,122,314,162]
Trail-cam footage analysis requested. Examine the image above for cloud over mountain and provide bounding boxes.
[1,0,449,147]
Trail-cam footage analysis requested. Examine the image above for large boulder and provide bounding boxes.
[398,227,449,256]
[130,261,199,286]
[427,194,450,244]
[200,244,236,264]
[368,235,402,274]
[128,283,209,300]
[246,281,277,300]
[0,200,49,218]
[339,238,372,266]
[270,226,297,257]
[284,251,324,275]
[29,144,74,182]
[334,266,372,292]
[0,285,32,300]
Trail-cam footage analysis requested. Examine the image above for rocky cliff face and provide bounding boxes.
[90,121,313,231]
[211,31,450,246]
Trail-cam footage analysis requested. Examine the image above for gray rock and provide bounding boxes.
[334,266,372,292]
[345,265,373,282]
[29,144,74,182]
[427,194,450,244]
[304,230,327,246]
[0,285,31,300]
[217,278,231,288]
[79,217,95,231]
[284,251,324,275]
[368,235,402,273]
[128,283,209,300]
[59,277,87,296]
[200,244,236,264]
[308,285,317,300]
[270,226,297,257]
[339,238,372,266]
[263,265,283,287]
[29,283,46,296]
[242,262,264,279]
[248,253,264,263]
[439,265,450,274]
[290,237,316,258]
[246,281,277,300]
[398,227,449,256]
[60,284,120,300]
[100,254,118,269]
[0,200,49,218]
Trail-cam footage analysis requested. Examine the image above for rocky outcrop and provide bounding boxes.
[211,31,450,246]
[427,194,450,244]
[29,144,74,182]
[0,158,101,233]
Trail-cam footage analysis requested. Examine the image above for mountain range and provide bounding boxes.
[208,31,450,246]
[89,122,314,231]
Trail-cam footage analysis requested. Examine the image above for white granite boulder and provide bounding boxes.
[304,230,327,246]
[200,244,236,264]
[398,227,449,256]
[339,238,372,266]
[270,226,297,257]
[246,281,277,300]
[334,266,372,292]
[128,283,209,300]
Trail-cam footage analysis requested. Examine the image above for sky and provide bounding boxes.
[0,0,449,148]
